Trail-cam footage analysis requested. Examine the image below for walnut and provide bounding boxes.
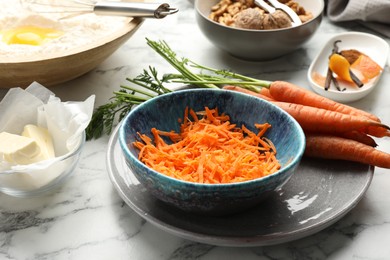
[234,8,265,29]
[210,0,310,30]
[299,12,313,23]
[227,2,246,16]
[211,4,229,17]
[263,10,292,29]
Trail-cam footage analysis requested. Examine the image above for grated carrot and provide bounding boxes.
[132,107,281,184]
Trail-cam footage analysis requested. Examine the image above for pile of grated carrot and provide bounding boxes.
[132,107,281,184]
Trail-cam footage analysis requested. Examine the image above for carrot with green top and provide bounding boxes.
[268,81,380,122]
[223,85,389,138]
[224,82,380,123]
[274,102,390,138]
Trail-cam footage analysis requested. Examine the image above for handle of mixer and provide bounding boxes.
[94,2,178,19]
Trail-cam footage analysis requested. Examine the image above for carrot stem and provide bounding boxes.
[222,85,275,101]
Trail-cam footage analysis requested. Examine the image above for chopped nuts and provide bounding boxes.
[209,0,313,30]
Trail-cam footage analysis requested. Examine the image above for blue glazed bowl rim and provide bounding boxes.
[119,88,306,188]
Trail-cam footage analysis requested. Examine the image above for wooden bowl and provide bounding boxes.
[0,17,144,88]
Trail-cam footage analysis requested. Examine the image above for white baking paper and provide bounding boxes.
[0,82,95,191]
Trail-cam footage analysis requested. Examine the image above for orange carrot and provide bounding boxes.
[274,102,390,138]
[304,134,390,169]
[133,107,281,184]
[223,86,389,138]
[269,81,381,122]
[338,131,377,147]
[259,87,274,99]
[222,86,390,138]
[304,130,377,147]
[222,85,275,101]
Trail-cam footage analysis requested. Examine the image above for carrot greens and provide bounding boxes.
[86,66,171,140]
[86,38,271,140]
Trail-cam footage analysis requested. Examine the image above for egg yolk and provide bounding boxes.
[1,26,63,46]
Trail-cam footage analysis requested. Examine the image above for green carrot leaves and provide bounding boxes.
[86,39,271,140]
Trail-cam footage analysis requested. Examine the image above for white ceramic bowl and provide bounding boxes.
[0,132,85,198]
[308,32,389,103]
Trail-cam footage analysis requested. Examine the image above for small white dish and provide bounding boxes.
[308,32,389,103]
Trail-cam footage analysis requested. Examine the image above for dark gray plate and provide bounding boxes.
[107,124,374,247]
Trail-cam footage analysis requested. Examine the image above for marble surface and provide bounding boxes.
[1,1,390,259]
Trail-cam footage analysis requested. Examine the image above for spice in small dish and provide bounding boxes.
[312,40,383,92]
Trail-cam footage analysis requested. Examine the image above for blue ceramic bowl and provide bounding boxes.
[119,89,305,215]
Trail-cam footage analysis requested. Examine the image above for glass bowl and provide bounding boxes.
[0,131,85,198]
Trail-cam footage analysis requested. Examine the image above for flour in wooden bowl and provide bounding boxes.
[0,1,128,59]
[0,1,143,88]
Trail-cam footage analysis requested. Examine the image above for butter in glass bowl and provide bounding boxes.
[0,82,94,197]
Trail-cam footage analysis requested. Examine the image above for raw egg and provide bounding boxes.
[1,25,63,46]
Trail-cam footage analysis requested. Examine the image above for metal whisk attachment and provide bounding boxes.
[21,0,179,19]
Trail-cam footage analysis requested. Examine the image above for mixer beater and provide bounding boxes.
[21,0,179,19]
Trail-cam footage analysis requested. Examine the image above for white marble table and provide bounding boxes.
[1,1,390,259]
